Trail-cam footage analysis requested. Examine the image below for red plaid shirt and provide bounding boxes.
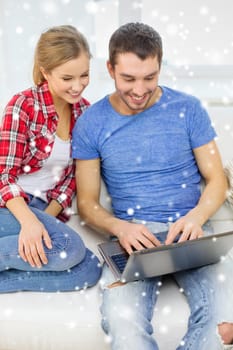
[0,81,90,221]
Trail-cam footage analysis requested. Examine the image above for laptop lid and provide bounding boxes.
[98,230,233,283]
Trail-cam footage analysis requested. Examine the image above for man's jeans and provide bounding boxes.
[0,195,101,292]
[100,221,232,350]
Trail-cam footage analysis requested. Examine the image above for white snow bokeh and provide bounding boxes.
[0,3,233,350]
[142,1,233,106]
[85,1,99,14]
[0,0,232,111]
[127,208,135,216]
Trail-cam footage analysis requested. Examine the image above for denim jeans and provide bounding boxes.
[100,220,231,350]
[0,195,102,292]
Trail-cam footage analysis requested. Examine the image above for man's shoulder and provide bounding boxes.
[74,96,109,133]
[84,95,108,115]
[76,96,110,129]
[162,86,200,105]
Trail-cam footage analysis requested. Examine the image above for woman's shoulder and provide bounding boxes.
[2,88,37,123]
[73,96,90,117]
[6,83,49,111]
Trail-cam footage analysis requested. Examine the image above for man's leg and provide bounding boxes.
[213,250,233,346]
[171,221,233,349]
[100,264,161,350]
[218,323,233,345]
[174,265,224,350]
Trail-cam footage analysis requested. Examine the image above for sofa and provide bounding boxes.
[0,106,233,350]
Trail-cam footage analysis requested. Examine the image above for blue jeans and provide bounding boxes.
[0,195,102,292]
[100,221,230,350]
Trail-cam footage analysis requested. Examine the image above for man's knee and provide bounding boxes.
[218,322,233,345]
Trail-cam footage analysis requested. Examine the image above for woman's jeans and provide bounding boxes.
[100,220,233,350]
[0,195,102,292]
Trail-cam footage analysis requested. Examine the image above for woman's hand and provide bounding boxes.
[18,218,52,268]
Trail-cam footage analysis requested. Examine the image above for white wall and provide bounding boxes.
[0,0,100,111]
[142,0,233,106]
[0,0,233,114]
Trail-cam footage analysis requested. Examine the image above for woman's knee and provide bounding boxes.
[46,228,86,270]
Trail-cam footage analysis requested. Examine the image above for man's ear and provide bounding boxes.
[106,60,115,79]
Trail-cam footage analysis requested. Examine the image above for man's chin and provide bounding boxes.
[128,101,150,112]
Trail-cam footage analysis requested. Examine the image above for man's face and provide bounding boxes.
[107,52,160,115]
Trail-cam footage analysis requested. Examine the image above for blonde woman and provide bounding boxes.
[0,25,101,292]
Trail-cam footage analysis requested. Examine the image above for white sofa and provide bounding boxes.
[0,106,233,350]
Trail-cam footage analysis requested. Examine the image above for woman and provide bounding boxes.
[0,25,101,292]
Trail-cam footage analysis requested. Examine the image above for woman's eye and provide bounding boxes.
[63,77,72,81]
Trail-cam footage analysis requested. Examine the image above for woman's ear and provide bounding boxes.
[40,66,48,80]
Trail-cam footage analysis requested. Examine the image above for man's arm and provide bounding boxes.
[76,159,161,254]
[166,140,228,244]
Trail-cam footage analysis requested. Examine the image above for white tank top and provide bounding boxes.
[18,135,71,202]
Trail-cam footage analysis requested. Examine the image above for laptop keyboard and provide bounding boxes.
[112,253,129,273]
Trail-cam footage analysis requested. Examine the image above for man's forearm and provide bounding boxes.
[78,199,124,237]
[188,178,227,225]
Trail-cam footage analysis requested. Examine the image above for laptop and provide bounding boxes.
[98,230,233,283]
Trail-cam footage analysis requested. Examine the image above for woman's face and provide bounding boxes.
[42,52,90,106]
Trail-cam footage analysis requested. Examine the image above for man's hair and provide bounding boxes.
[109,22,163,67]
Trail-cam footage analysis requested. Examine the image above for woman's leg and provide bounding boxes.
[0,206,86,271]
[0,249,102,292]
[0,202,102,291]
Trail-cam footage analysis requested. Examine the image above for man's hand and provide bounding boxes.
[18,219,52,268]
[165,215,204,245]
[115,221,161,254]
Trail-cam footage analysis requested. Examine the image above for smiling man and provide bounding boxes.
[72,22,233,349]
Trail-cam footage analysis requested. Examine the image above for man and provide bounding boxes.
[72,22,233,349]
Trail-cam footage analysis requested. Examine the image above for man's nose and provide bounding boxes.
[132,81,146,96]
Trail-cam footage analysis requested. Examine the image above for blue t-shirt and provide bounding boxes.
[72,86,216,223]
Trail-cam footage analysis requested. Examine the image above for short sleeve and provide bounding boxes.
[188,100,217,149]
[72,113,100,160]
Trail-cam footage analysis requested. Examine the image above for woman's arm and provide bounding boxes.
[6,197,52,268]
